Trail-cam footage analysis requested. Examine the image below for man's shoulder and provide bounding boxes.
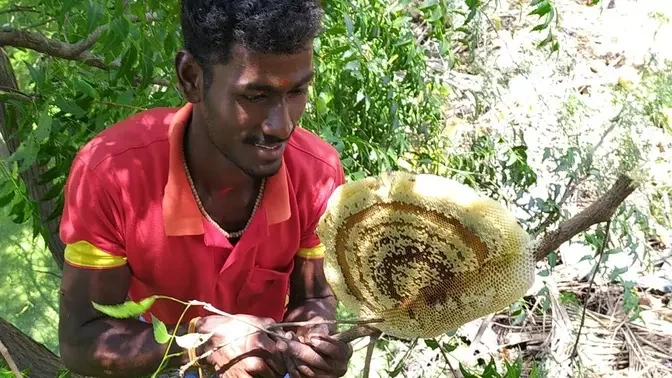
[75,107,179,170]
[285,127,342,178]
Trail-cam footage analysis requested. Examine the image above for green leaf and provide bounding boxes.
[442,340,458,352]
[538,269,550,277]
[344,14,354,36]
[9,200,28,224]
[538,30,554,48]
[40,184,62,202]
[92,296,157,318]
[610,266,629,281]
[25,62,45,90]
[36,110,53,142]
[139,38,155,89]
[579,254,594,263]
[75,78,98,99]
[0,191,16,208]
[85,0,105,34]
[548,252,557,268]
[542,147,551,162]
[459,364,480,378]
[418,0,439,10]
[344,61,360,71]
[428,7,443,22]
[55,98,86,119]
[424,338,440,349]
[503,357,523,378]
[464,8,478,24]
[37,164,66,185]
[482,358,502,378]
[57,369,73,378]
[116,44,138,81]
[151,315,171,344]
[529,1,552,16]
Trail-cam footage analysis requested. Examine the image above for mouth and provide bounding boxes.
[252,141,286,160]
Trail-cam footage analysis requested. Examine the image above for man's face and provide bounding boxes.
[199,44,314,179]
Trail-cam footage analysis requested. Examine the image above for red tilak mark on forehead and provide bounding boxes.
[280,78,289,87]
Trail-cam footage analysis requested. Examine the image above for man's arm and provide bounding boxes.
[59,263,190,377]
[284,251,337,333]
[57,156,189,377]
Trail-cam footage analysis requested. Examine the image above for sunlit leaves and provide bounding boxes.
[151,315,171,344]
[92,296,157,319]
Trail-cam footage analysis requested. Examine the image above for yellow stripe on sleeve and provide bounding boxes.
[296,243,325,259]
[64,240,127,269]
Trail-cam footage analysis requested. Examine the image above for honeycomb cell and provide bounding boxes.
[316,171,535,339]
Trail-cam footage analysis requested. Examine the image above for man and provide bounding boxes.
[57,1,352,377]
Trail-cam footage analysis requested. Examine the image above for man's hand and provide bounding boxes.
[278,316,352,378]
[195,315,287,378]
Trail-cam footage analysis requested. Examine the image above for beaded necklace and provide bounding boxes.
[182,151,265,239]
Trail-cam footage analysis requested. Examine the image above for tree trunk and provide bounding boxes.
[0,316,80,377]
[0,47,65,269]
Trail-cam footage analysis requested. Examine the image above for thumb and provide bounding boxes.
[299,317,330,342]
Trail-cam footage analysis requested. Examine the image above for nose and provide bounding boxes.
[262,99,293,141]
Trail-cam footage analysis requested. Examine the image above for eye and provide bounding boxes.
[289,87,308,96]
[244,94,267,103]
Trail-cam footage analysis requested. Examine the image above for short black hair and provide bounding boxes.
[181,0,324,87]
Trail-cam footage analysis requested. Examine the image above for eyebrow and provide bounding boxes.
[242,71,315,92]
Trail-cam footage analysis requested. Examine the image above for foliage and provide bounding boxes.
[0,0,578,377]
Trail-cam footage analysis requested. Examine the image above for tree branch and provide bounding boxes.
[363,331,381,378]
[570,219,612,360]
[534,174,637,261]
[0,6,38,16]
[0,27,110,69]
[0,339,23,377]
[331,173,639,344]
[0,13,169,86]
[0,85,33,102]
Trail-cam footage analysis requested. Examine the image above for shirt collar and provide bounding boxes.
[162,103,291,236]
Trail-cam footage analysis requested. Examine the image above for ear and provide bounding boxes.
[175,50,204,103]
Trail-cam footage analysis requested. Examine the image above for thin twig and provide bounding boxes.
[363,331,381,378]
[267,318,384,330]
[188,301,292,343]
[178,330,260,376]
[0,6,38,15]
[570,219,612,360]
[0,339,22,378]
[0,85,33,102]
[438,342,462,378]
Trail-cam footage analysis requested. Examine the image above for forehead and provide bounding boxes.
[215,44,314,88]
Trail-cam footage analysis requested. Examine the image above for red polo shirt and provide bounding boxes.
[59,103,345,324]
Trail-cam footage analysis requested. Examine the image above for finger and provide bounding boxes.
[243,357,277,378]
[295,362,333,378]
[308,335,353,360]
[285,338,333,372]
[216,351,277,378]
[277,331,301,378]
[282,348,301,378]
[298,317,330,340]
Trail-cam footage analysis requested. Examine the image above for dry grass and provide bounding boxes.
[489,277,672,378]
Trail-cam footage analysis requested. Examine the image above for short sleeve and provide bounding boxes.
[59,156,127,269]
[296,159,346,259]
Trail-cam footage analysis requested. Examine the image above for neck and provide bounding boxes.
[183,114,254,199]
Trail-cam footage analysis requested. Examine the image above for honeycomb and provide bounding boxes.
[316,171,535,339]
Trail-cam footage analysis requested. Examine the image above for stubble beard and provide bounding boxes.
[204,121,281,180]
